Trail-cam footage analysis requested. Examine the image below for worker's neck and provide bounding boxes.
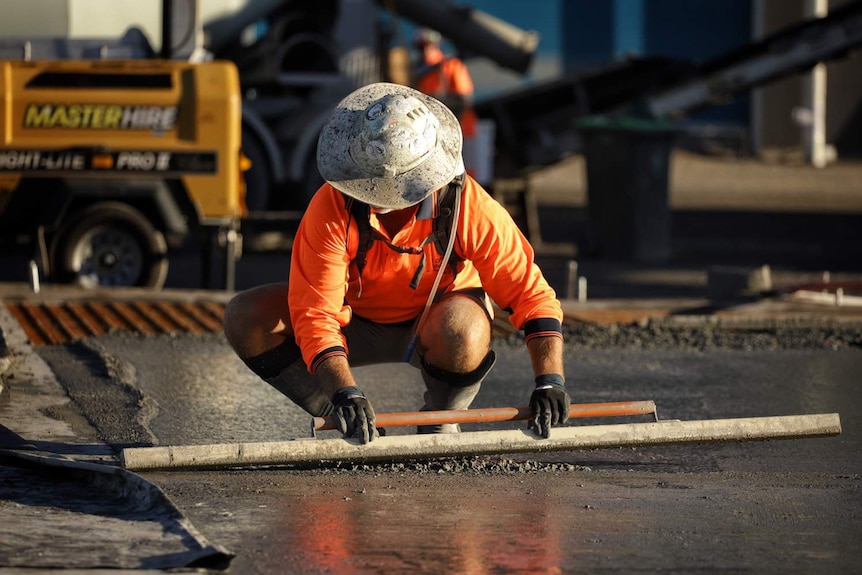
[373,206,417,238]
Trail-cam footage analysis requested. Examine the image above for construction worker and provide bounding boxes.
[412,28,482,180]
[413,29,474,124]
[223,83,568,443]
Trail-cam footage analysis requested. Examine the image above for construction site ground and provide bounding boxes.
[1,150,861,573]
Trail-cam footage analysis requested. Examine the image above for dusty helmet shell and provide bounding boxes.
[317,82,464,210]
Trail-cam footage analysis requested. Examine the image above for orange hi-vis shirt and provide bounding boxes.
[416,45,477,137]
[417,45,474,101]
[288,175,563,372]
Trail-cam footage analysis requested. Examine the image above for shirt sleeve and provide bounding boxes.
[446,58,474,97]
[456,177,563,331]
[288,185,353,372]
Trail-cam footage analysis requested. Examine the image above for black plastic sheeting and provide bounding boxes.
[0,451,232,570]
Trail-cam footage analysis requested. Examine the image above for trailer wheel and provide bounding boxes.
[51,202,168,289]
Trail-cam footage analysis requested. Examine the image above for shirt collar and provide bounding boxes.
[416,191,437,220]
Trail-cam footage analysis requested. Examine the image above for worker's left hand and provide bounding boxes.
[529,374,571,438]
[332,385,379,443]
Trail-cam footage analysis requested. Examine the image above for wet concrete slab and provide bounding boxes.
[2,317,858,573]
[145,467,861,575]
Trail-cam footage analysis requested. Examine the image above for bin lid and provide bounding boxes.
[575,114,678,133]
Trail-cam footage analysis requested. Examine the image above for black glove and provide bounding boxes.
[332,385,378,444]
[529,374,571,438]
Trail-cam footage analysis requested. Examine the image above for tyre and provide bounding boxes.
[50,202,169,289]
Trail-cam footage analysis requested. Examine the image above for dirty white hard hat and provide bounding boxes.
[317,82,464,210]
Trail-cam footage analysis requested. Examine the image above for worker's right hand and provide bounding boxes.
[332,385,378,444]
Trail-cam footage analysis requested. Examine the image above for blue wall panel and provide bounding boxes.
[614,0,645,58]
[644,0,751,124]
[559,0,751,125]
[459,1,752,124]
[644,0,750,61]
[560,0,614,70]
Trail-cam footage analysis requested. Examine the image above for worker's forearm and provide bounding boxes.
[526,335,565,379]
[313,355,358,398]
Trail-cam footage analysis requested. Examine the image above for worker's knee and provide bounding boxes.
[223,282,291,357]
[419,295,491,372]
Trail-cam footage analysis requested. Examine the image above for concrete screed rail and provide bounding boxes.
[121,413,841,471]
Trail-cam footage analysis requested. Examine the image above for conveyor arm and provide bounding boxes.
[643,0,862,118]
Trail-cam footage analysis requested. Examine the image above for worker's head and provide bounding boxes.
[413,28,441,49]
[317,82,463,210]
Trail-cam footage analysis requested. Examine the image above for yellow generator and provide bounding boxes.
[0,58,246,289]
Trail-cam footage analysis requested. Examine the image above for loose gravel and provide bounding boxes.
[553,322,862,351]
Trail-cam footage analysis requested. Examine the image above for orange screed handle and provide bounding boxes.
[313,400,658,431]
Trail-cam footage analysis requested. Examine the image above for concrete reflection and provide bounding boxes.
[268,482,566,574]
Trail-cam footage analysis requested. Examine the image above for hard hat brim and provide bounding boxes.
[317,83,464,210]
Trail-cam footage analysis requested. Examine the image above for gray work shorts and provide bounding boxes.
[343,287,492,367]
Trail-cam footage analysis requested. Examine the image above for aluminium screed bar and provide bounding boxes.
[311,400,659,431]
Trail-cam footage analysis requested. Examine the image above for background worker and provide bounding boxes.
[412,28,481,179]
[412,28,474,122]
[223,82,569,444]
